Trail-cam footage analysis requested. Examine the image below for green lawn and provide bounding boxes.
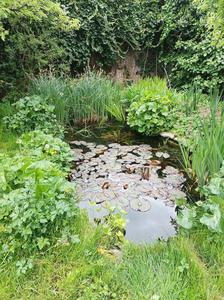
[0,211,223,300]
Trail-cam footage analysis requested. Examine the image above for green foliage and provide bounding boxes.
[0,100,13,119]
[158,0,224,91]
[0,131,78,259]
[29,76,71,124]
[177,198,224,233]
[203,162,224,198]
[172,88,210,145]
[3,95,63,136]
[106,101,126,123]
[162,33,224,91]
[180,100,224,187]
[194,0,224,45]
[101,204,126,248]
[18,131,73,172]
[0,0,79,41]
[126,77,179,136]
[0,0,79,93]
[0,172,78,255]
[29,73,124,125]
[60,0,160,74]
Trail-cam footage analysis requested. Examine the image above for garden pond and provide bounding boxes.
[67,125,192,244]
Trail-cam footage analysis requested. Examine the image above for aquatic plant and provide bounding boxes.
[106,101,126,123]
[177,197,224,233]
[29,76,71,124]
[29,73,124,125]
[180,92,224,187]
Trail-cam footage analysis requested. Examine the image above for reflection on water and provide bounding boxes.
[67,124,190,244]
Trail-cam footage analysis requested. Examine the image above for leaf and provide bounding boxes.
[0,170,7,191]
[200,204,222,233]
[176,207,197,229]
[37,237,50,250]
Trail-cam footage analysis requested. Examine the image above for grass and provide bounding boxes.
[0,125,17,152]
[0,85,224,299]
[0,101,17,152]
[0,210,223,300]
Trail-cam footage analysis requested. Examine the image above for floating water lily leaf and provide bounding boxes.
[130,197,151,212]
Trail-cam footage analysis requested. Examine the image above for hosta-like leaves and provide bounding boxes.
[177,207,197,229]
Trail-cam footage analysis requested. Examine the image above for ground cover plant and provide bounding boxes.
[0,130,79,267]
[3,95,63,136]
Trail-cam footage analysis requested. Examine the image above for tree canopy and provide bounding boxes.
[0,0,79,40]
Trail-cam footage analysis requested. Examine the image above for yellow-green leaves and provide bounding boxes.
[0,0,79,41]
[194,0,224,45]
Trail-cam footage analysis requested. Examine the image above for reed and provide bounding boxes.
[29,72,124,125]
[180,92,224,187]
[29,76,70,124]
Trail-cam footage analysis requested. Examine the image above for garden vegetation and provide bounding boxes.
[0,0,224,299]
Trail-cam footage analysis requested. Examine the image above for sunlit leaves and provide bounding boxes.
[0,0,79,41]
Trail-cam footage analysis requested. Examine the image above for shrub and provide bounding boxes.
[126,77,179,136]
[0,132,79,258]
[3,95,63,136]
[162,34,224,91]
[18,131,73,172]
[0,173,78,255]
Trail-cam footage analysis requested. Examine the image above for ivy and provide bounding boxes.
[59,0,161,74]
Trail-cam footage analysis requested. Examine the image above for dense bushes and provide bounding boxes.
[126,78,179,135]
[0,130,78,264]
[60,0,161,74]
[3,95,63,136]
[0,0,79,95]
[1,0,224,94]
[156,0,224,91]
[161,33,224,91]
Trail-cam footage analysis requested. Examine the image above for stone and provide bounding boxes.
[160,132,175,139]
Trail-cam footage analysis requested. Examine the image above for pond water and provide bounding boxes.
[67,124,188,244]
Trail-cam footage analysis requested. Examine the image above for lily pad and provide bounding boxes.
[130,196,152,212]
